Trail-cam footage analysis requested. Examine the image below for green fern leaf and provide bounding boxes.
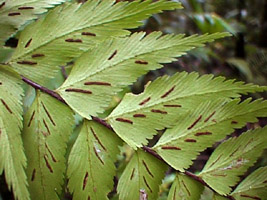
[117,150,167,200]
[67,120,122,200]
[231,166,267,200]
[153,98,267,171]
[0,64,29,200]
[199,126,267,195]
[9,0,181,85]
[22,91,74,200]
[57,32,230,119]
[107,72,265,149]
[213,194,228,200]
[0,0,66,46]
[167,173,204,200]
[0,47,13,62]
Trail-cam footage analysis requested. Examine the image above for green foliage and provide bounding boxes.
[231,166,267,200]
[199,126,267,195]
[0,0,66,47]
[117,150,167,200]
[0,65,28,200]
[0,1,266,200]
[23,91,74,200]
[167,173,204,200]
[67,120,122,200]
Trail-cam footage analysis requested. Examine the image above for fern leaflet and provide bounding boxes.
[231,166,267,200]
[0,64,29,200]
[23,91,74,200]
[117,150,167,200]
[67,120,122,200]
[167,173,204,200]
[199,126,267,195]
[153,98,267,171]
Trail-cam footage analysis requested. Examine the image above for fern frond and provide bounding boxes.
[199,126,267,195]
[153,98,267,171]
[231,166,267,200]
[22,91,74,200]
[107,72,265,149]
[58,32,230,120]
[0,64,29,200]
[117,150,167,200]
[9,0,181,85]
[0,0,66,46]
[67,120,122,200]
[167,173,204,200]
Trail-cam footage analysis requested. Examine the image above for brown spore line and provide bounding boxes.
[135,60,148,65]
[194,132,212,136]
[65,88,92,94]
[184,138,196,143]
[187,115,202,130]
[143,176,152,193]
[44,155,53,173]
[204,111,216,122]
[163,104,181,108]
[28,111,35,127]
[8,12,20,16]
[31,169,36,181]
[18,6,34,10]
[1,99,12,114]
[17,60,37,65]
[90,127,106,151]
[93,146,104,165]
[133,114,146,118]
[0,2,5,9]
[142,160,154,178]
[151,109,167,114]
[41,102,56,126]
[45,143,57,162]
[84,81,111,86]
[81,32,96,36]
[65,38,82,43]
[115,118,133,124]
[108,50,117,60]
[161,146,181,150]
[130,168,135,180]
[139,97,151,106]
[83,172,89,190]
[32,53,45,58]
[161,86,175,98]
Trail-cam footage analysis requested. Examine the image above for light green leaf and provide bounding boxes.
[167,173,204,200]
[213,194,228,200]
[199,126,267,195]
[117,150,167,200]
[9,0,181,85]
[0,64,29,200]
[107,72,265,149]
[0,0,66,46]
[231,166,267,200]
[23,91,74,200]
[153,98,267,171]
[67,120,122,200]
[0,47,14,62]
[57,32,230,119]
